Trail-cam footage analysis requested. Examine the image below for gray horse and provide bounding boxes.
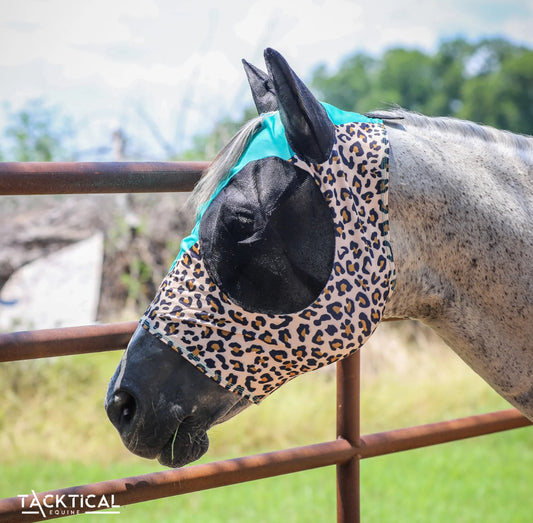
[106,48,533,468]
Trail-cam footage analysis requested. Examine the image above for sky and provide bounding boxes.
[0,0,532,159]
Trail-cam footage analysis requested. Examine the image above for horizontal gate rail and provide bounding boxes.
[0,439,356,523]
[0,407,529,522]
[0,322,136,362]
[0,319,399,362]
[0,162,209,194]
[358,408,531,458]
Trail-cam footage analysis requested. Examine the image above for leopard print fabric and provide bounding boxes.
[141,119,395,403]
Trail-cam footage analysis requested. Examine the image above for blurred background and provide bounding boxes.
[0,0,532,163]
[1,1,532,521]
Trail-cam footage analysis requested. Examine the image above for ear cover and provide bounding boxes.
[264,48,335,164]
[242,59,278,113]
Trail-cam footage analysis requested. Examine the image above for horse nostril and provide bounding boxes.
[118,392,136,424]
[107,390,137,430]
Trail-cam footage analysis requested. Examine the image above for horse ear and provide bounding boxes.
[264,48,335,164]
[242,59,278,113]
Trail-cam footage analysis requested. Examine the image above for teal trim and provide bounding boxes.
[171,103,383,269]
[232,111,294,169]
[322,102,382,126]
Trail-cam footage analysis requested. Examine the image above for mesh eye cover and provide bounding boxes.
[199,156,335,315]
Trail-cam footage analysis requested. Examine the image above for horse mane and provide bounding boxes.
[366,108,533,156]
[191,108,532,214]
[189,115,268,214]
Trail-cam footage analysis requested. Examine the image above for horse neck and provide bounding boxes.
[384,119,533,321]
[382,118,533,417]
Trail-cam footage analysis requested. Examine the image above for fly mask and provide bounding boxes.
[140,49,395,403]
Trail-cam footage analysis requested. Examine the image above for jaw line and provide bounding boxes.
[214,397,251,425]
[155,397,250,466]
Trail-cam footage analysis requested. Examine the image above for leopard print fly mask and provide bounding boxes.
[141,103,395,403]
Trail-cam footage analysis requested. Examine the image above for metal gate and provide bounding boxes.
[0,162,530,522]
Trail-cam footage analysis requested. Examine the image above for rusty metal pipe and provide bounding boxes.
[336,351,361,523]
[0,439,356,522]
[0,322,136,362]
[0,409,529,521]
[0,321,402,363]
[358,408,531,459]
[0,162,209,195]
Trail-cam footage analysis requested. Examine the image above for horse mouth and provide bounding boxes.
[157,417,210,468]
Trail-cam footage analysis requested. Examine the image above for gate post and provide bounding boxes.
[336,350,361,523]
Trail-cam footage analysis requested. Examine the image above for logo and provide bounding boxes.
[17,491,120,518]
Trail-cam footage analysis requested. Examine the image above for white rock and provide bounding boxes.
[0,233,104,332]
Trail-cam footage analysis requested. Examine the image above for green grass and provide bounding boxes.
[3,430,533,522]
[361,428,533,522]
[0,460,336,522]
[1,322,532,521]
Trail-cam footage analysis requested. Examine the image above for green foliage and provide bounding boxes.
[1,37,529,164]
[312,37,533,135]
[458,48,533,134]
[378,48,435,111]
[179,37,532,161]
[313,53,377,111]
[3,430,533,522]
[177,107,258,161]
[2,99,74,161]
[120,256,154,308]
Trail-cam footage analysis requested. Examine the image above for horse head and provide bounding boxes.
[105,48,395,467]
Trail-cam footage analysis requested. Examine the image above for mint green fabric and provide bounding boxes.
[173,105,382,266]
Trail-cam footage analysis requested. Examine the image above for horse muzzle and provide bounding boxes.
[105,325,250,467]
[105,381,191,463]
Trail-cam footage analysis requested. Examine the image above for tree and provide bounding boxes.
[2,99,74,161]
[311,37,533,135]
[312,48,437,114]
[459,48,533,134]
[425,38,473,115]
[312,53,377,111]
[376,49,435,112]
[178,107,257,161]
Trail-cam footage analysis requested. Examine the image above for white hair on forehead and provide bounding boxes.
[189,114,271,214]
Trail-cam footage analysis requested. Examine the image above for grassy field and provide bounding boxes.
[1,321,532,521]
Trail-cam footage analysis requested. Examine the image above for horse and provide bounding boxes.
[105,48,533,468]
